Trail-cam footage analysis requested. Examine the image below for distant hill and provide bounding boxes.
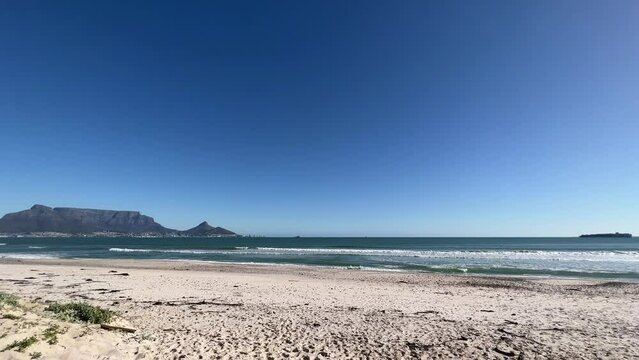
[181,221,236,236]
[0,205,236,237]
[579,232,632,238]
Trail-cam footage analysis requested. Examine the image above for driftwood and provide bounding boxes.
[540,327,565,331]
[498,328,543,345]
[183,300,243,307]
[494,347,515,357]
[100,324,137,333]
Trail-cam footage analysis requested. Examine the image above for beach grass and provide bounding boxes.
[43,324,65,345]
[0,292,19,307]
[45,302,115,324]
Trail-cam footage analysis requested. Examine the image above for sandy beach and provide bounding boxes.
[0,259,638,359]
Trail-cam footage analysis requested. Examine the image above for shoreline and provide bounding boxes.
[2,258,639,358]
[1,257,637,283]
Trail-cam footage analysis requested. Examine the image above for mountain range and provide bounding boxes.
[0,205,236,237]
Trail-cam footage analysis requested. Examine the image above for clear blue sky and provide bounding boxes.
[1,1,638,236]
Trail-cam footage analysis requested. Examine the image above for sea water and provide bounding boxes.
[1,237,638,280]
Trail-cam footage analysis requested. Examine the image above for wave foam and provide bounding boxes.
[107,247,639,262]
[109,248,224,254]
[0,253,59,260]
[254,248,639,262]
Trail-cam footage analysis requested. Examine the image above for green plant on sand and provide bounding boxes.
[0,292,19,307]
[43,324,65,345]
[3,336,38,352]
[45,302,115,324]
[30,351,42,359]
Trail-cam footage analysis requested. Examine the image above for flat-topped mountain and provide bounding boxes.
[0,205,169,234]
[0,205,236,237]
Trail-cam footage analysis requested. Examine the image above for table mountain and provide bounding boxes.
[0,205,170,234]
[0,205,236,236]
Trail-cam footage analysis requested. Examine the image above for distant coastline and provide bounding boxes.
[0,232,239,238]
[579,232,632,238]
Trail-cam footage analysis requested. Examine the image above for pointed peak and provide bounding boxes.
[192,221,214,231]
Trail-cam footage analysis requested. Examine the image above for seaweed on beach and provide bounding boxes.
[463,279,527,290]
[45,302,115,324]
[590,281,629,287]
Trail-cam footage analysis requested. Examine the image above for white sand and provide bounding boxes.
[1,259,638,359]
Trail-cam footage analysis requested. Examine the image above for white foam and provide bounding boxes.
[109,248,224,254]
[255,248,639,262]
[109,247,153,252]
[0,253,59,260]
[107,247,639,262]
[28,246,46,249]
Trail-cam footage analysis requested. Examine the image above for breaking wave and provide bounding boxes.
[0,253,59,260]
[107,247,639,262]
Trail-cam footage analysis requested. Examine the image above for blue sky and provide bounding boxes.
[1,1,638,236]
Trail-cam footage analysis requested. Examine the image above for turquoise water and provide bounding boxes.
[1,237,638,280]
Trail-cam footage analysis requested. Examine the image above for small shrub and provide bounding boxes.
[0,292,19,307]
[2,313,20,320]
[30,352,42,359]
[3,336,38,352]
[45,302,114,324]
[43,324,65,345]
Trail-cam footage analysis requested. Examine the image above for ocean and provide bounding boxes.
[1,237,638,280]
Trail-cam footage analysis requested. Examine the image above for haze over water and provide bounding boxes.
[2,237,638,280]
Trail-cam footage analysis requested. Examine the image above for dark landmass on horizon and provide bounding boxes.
[0,205,236,237]
[579,232,632,238]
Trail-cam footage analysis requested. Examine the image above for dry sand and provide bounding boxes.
[0,259,638,359]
